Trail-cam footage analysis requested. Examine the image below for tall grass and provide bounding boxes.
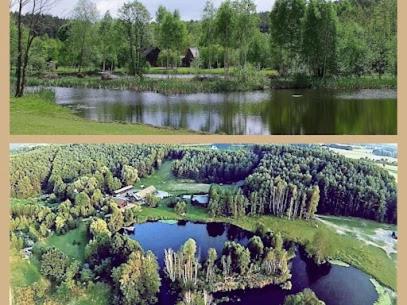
[27,74,268,94]
[271,74,397,90]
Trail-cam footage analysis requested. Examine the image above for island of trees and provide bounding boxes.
[10,144,396,305]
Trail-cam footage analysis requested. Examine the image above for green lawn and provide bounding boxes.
[46,222,89,262]
[10,92,194,135]
[135,161,212,195]
[67,283,111,305]
[10,251,42,289]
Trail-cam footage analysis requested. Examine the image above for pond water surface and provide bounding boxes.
[131,221,378,305]
[45,86,396,135]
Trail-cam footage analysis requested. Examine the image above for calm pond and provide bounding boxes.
[48,86,396,135]
[131,221,378,305]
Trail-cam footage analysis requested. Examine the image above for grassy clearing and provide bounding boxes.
[46,222,89,262]
[135,161,212,195]
[137,204,396,290]
[10,251,41,288]
[10,91,194,135]
[66,283,111,305]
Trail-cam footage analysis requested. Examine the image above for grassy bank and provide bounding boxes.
[10,91,195,135]
[271,75,397,90]
[147,67,279,77]
[27,73,268,94]
[136,204,396,291]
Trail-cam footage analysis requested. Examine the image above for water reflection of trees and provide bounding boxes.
[206,222,225,237]
[66,88,397,135]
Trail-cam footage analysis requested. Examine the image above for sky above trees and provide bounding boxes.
[16,0,276,19]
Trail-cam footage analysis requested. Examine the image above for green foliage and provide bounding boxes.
[302,0,338,77]
[208,185,247,217]
[157,8,188,55]
[121,165,139,185]
[118,1,151,76]
[270,0,306,75]
[145,193,160,208]
[247,235,264,259]
[108,207,125,232]
[306,230,332,264]
[174,201,187,215]
[112,251,161,305]
[246,145,397,223]
[171,148,259,183]
[65,0,99,72]
[284,288,325,305]
[40,247,70,284]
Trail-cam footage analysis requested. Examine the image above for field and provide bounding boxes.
[10,92,195,135]
[45,222,89,262]
[135,161,212,195]
[327,146,398,180]
[317,215,397,260]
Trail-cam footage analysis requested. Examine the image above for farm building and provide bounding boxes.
[182,48,200,67]
[133,186,157,201]
[191,194,209,206]
[114,185,135,196]
[182,194,209,207]
[143,47,160,66]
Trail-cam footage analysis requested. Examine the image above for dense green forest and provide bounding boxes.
[11,0,397,96]
[10,144,397,224]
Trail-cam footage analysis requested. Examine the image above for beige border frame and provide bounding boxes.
[1,0,405,304]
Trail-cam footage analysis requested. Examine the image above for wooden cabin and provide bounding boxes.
[143,47,160,67]
[182,48,200,67]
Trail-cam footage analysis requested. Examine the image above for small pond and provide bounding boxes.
[38,86,397,135]
[131,221,379,305]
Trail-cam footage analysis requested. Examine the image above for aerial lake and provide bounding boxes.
[43,86,396,135]
[131,221,379,305]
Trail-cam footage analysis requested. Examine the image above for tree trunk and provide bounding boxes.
[15,1,23,97]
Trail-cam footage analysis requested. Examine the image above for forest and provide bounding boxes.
[10,144,397,228]
[10,0,397,97]
[9,144,397,305]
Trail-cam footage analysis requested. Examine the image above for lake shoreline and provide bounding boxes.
[10,91,198,135]
[134,205,396,291]
[22,73,397,95]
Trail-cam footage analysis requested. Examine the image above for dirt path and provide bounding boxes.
[316,216,397,258]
